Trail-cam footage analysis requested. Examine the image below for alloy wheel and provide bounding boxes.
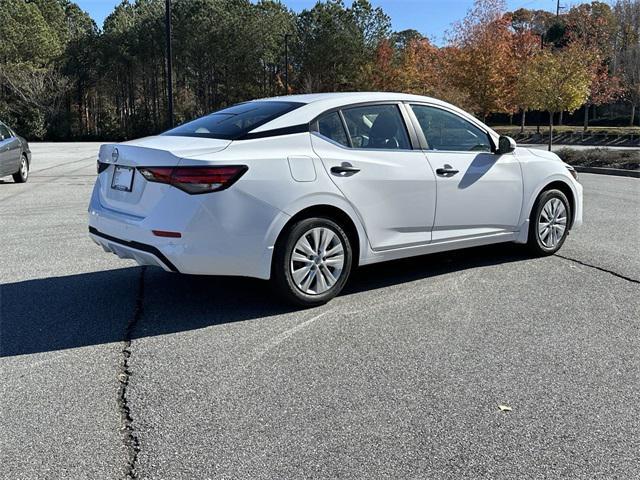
[20,158,28,180]
[290,227,345,295]
[538,198,567,249]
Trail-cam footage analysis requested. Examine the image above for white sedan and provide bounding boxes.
[89,92,583,306]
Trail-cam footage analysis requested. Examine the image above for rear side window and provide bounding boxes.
[342,104,410,150]
[314,112,349,147]
[162,101,303,140]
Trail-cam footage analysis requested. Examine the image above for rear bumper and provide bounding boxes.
[89,227,179,272]
[87,178,290,279]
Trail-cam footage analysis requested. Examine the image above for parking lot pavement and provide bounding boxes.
[1,143,639,479]
[1,143,132,479]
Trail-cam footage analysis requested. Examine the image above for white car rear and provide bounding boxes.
[89,92,582,306]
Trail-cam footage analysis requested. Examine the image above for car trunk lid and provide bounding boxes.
[97,136,231,218]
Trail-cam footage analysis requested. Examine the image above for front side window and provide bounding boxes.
[163,101,303,140]
[410,105,492,152]
[341,104,410,150]
[314,111,349,147]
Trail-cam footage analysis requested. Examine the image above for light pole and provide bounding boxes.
[284,33,291,94]
[165,0,174,128]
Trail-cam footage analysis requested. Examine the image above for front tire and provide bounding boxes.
[528,189,571,255]
[13,155,29,183]
[272,217,353,307]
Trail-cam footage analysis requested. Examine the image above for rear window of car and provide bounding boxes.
[162,101,303,140]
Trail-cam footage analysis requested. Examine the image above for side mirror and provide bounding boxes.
[497,135,516,154]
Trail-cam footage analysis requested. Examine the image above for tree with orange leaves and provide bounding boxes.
[562,2,621,130]
[447,0,516,121]
[369,39,398,91]
[369,35,441,95]
[369,35,470,109]
[583,65,623,130]
[396,38,441,95]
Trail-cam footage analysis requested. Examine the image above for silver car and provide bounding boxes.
[0,121,31,183]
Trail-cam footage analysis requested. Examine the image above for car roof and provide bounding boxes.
[249,92,494,137]
[257,92,441,105]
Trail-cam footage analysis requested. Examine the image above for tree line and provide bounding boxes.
[0,0,638,141]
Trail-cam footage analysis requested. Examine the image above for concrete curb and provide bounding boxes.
[573,166,640,178]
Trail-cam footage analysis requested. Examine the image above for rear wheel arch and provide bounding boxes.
[273,205,361,270]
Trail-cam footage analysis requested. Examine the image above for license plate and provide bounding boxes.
[111,166,135,192]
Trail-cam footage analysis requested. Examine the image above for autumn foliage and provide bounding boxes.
[366,0,631,135]
[1,0,636,140]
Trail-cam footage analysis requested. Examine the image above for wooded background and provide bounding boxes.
[0,0,638,140]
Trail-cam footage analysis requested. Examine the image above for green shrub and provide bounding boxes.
[555,148,640,170]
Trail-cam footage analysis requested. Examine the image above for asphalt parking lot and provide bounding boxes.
[1,143,639,479]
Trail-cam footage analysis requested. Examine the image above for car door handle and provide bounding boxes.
[436,165,459,176]
[331,164,360,176]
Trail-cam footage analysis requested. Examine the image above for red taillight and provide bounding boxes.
[138,165,247,194]
[139,167,173,184]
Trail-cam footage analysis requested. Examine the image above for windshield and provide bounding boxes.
[162,101,303,140]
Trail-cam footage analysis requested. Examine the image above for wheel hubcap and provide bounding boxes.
[21,159,28,179]
[290,227,345,295]
[538,198,567,248]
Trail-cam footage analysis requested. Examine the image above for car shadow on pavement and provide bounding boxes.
[345,242,529,294]
[1,243,531,358]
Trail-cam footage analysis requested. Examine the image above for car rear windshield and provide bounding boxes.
[162,101,304,140]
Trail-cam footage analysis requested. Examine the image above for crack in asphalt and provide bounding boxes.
[117,266,146,479]
[556,254,640,284]
[109,253,632,480]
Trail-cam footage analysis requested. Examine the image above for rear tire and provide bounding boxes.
[527,189,571,256]
[13,155,28,183]
[272,217,353,307]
